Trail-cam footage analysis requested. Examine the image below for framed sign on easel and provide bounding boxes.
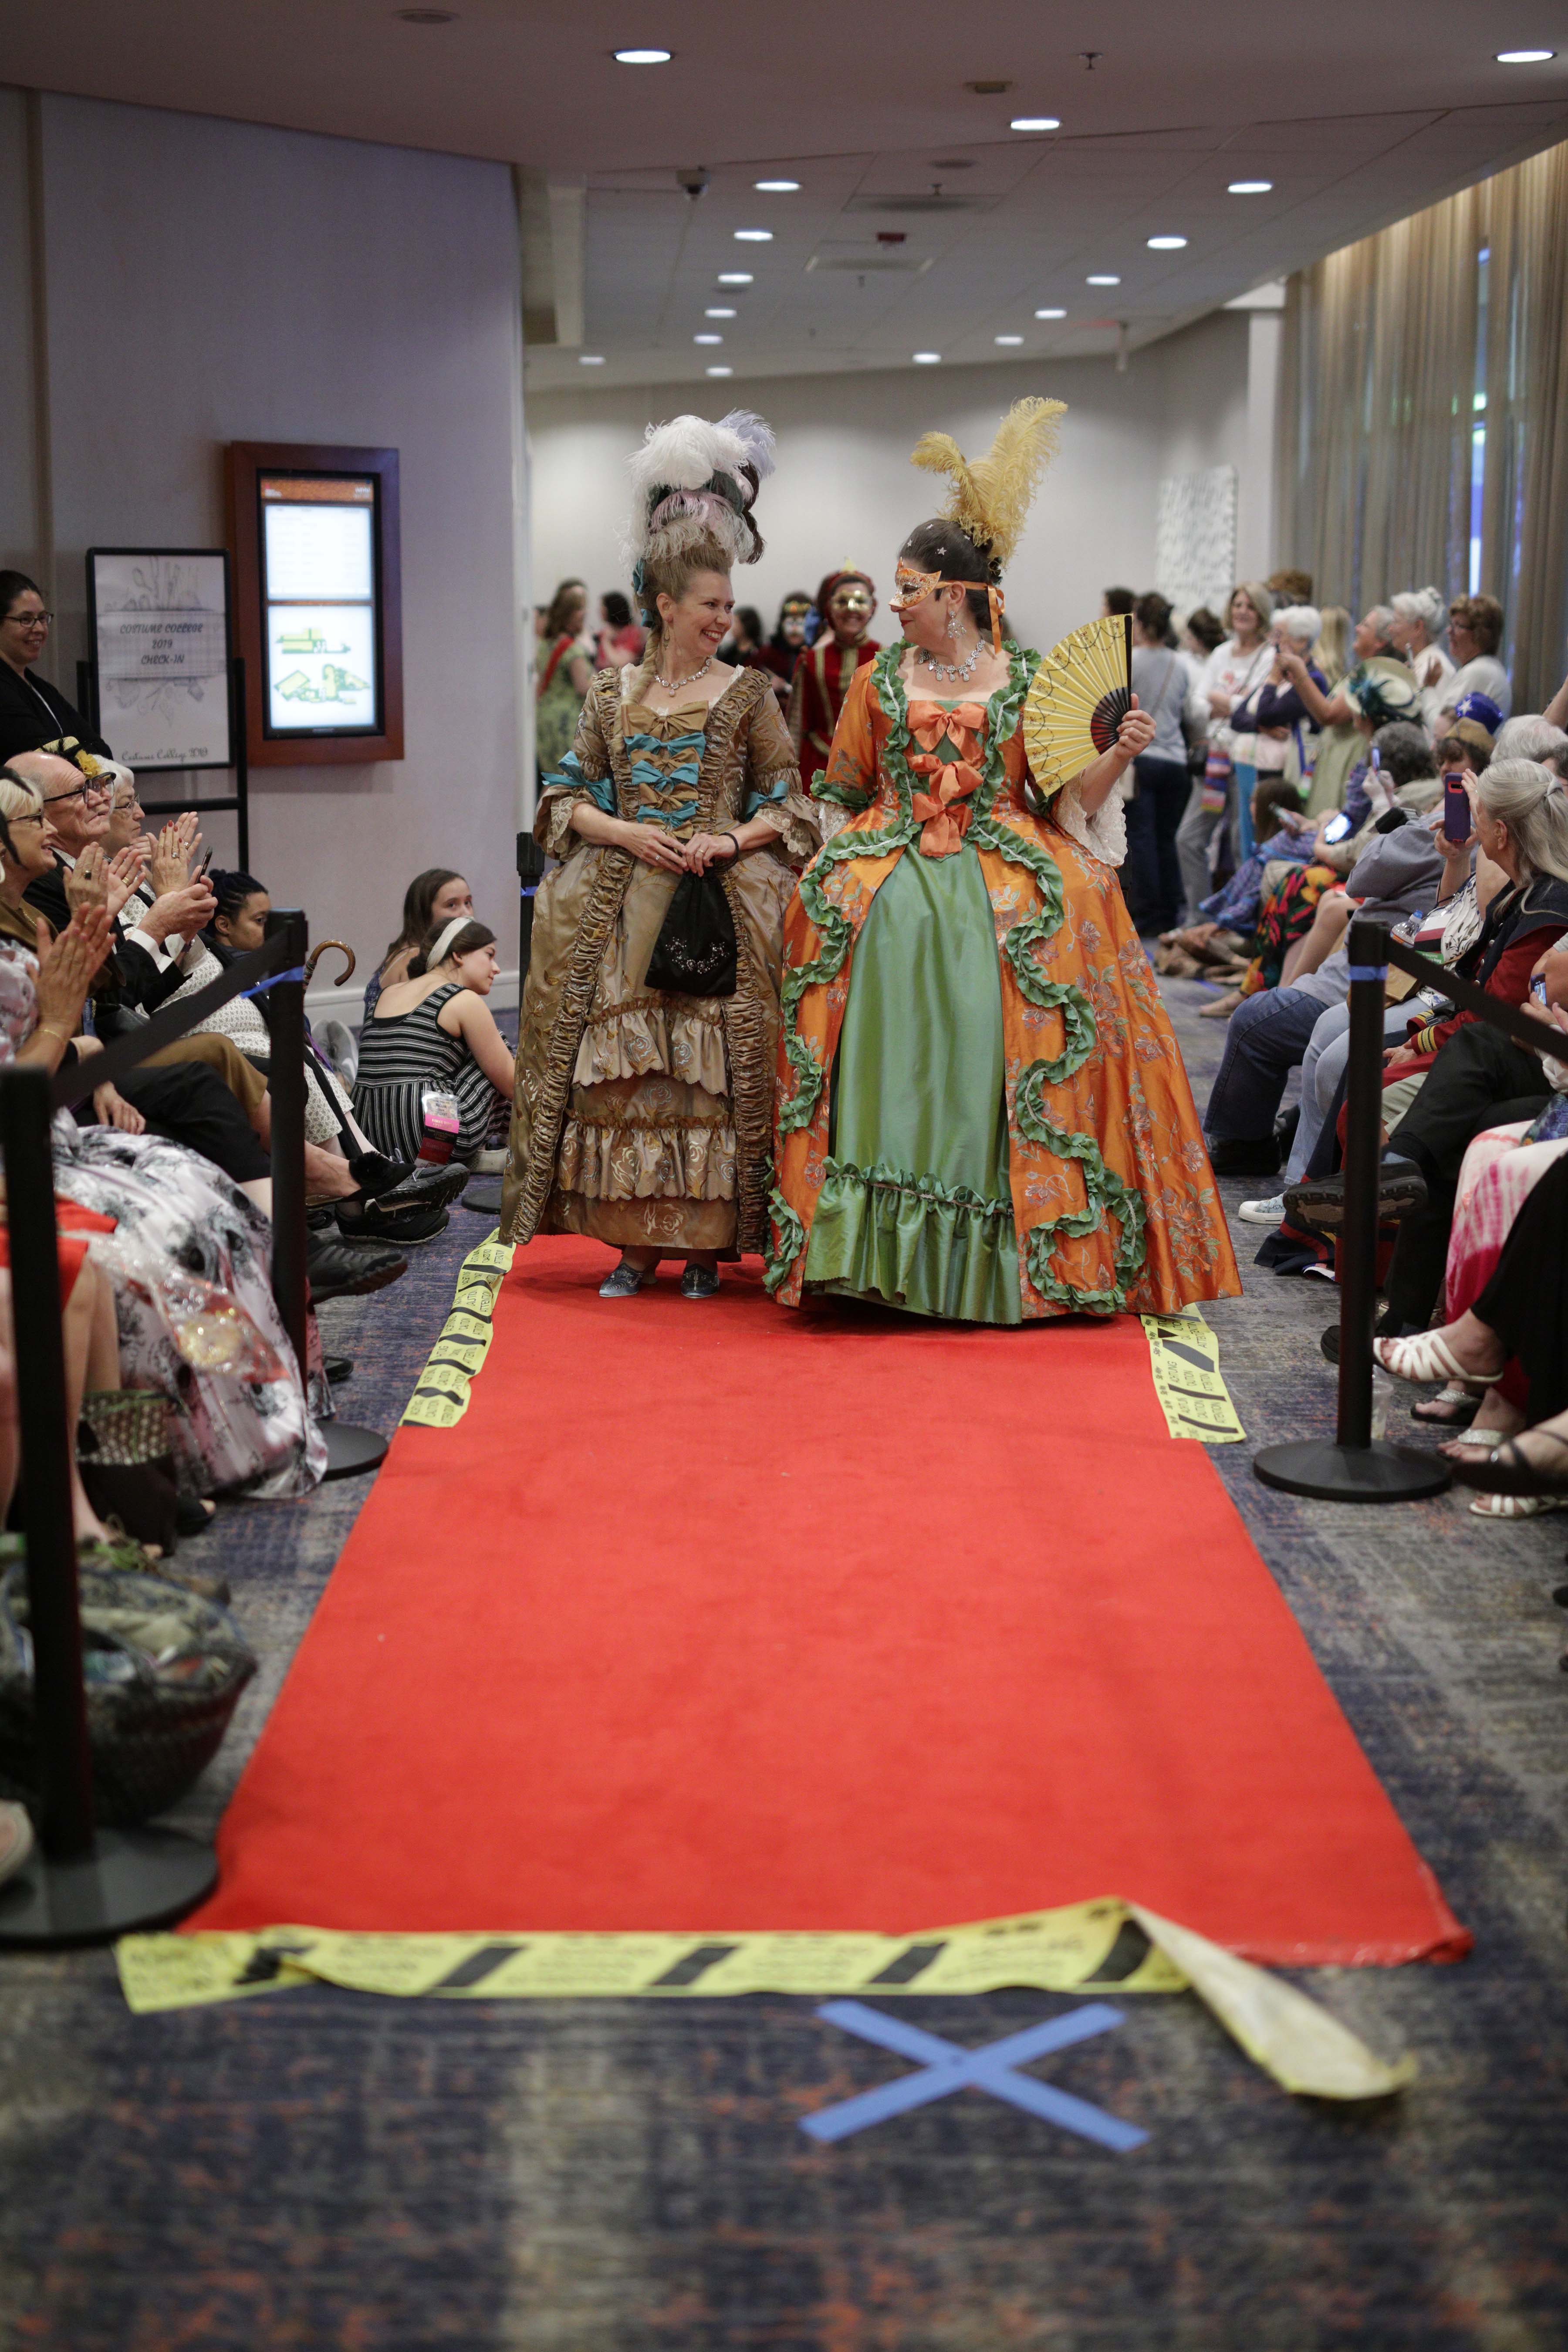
[226,443,404,768]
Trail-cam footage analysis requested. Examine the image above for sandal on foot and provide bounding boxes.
[1450,1429,1568,1499]
[1373,1331,1498,1389]
[1411,1381,1482,1425]
[1466,1489,1568,1519]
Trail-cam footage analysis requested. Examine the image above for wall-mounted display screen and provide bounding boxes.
[227,443,402,768]
[260,473,381,736]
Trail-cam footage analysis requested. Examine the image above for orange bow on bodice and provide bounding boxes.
[906,699,987,857]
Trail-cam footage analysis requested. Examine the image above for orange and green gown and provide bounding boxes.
[766,643,1242,1323]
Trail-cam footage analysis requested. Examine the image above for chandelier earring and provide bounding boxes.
[946,597,963,640]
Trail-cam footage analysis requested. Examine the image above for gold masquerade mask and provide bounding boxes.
[891,568,1006,653]
[829,586,873,617]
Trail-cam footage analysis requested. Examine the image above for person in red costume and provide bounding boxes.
[787,569,880,787]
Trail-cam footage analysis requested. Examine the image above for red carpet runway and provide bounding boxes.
[194,1238,1466,1966]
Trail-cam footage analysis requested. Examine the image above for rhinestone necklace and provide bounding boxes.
[916,638,984,684]
[652,653,713,693]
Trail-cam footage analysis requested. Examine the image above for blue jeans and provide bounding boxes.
[1203,986,1331,1145]
[1122,754,1190,935]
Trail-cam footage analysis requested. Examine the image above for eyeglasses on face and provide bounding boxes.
[46,777,112,807]
[3,609,53,629]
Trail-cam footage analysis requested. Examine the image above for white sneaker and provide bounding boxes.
[1237,1193,1286,1225]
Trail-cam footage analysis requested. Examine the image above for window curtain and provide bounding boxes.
[1278,138,1568,711]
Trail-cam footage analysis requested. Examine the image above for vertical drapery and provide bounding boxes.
[1277,139,1568,710]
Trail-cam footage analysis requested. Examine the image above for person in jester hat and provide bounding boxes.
[767,396,1240,1325]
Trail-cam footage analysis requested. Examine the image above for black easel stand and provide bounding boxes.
[1255,918,1451,1504]
[0,1069,216,1946]
[264,911,389,1482]
[460,830,543,1220]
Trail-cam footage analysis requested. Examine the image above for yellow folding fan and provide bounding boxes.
[1021,613,1134,797]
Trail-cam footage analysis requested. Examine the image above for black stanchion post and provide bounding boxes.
[460,832,538,1220]
[1,1068,93,1858]
[264,910,389,1483]
[1255,917,1450,1504]
[0,1071,217,1946]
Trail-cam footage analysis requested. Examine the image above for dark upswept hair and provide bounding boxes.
[543,578,588,639]
[0,571,44,622]
[409,917,495,978]
[1184,605,1227,654]
[899,517,1005,637]
[1134,591,1174,644]
[1102,586,1136,617]
[206,868,267,934]
[600,590,632,629]
[383,868,467,970]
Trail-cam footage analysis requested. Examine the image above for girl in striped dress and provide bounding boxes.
[352,916,514,1166]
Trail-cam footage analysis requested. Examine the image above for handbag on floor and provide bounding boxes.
[645,868,738,997]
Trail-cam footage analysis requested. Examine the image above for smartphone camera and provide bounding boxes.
[1442,767,1471,847]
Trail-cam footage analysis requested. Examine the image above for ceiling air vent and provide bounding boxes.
[808,253,934,274]
[844,193,994,216]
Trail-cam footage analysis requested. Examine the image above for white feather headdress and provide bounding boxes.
[625,409,776,575]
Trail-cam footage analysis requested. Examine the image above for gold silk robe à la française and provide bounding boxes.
[767,645,1243,1321]
[501,664,818,1257]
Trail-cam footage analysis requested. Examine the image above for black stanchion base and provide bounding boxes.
[0,1822,217,1947]
[1254,1440,1452,1504]
[460,1182,504,1217]
[318,1421,389,1481]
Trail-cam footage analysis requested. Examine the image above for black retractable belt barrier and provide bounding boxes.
[460,831,540,1221]
[1254,918,1452,1504]
[261,910,387,1483]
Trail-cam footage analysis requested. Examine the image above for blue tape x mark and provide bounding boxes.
[799,2000,1147,2150]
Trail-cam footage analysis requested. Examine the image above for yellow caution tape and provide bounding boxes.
[114,1899,1412,2099]
[1142,1312,1246,1444]
[400,1227,516,1429]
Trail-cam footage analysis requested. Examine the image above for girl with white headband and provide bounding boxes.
[353,913,515,1171]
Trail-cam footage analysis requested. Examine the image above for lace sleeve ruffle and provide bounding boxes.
[751,777,821,863]
[1050,777,1128,868]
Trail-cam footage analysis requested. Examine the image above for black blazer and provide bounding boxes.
[0,665,112,767]
[24,856,188,1034]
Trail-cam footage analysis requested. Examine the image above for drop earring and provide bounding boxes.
[946,598,961,639]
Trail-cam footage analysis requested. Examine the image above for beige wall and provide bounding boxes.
[528,310,1257,666]
[2,88,527,997]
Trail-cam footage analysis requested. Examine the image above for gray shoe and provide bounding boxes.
[599,1259,652,1298]
[681,1263,720,1299]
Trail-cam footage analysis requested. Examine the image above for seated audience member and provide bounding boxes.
[1124,592,1197,936]
[1436,714,1496,783]
[1292,760,1568,1331]
[366,868,474,1019]
[1159,777,1313,977]
[594,590,645,671]
[1440,595,1511,723]
[1390,586,1455,723]
[1374,1140,1568,1507]
[1202,812,1446,1176]
[0,572,112,764]
[1493,714,1568,767]
[354,917,514,1170]
[0,787,325,1502]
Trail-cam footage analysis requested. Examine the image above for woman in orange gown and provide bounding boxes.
[767,400,1240,1324]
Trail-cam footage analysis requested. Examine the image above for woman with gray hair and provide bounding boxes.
[1390,586,1454,723]
[1228,604,1326,792]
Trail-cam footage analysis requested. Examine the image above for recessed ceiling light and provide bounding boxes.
[1035,307,1066,319]
[734,228,773,242]
[578,354,605,365]
[705,306,736,318]
[694,333,723,345]
[913,351,942,365]
[706,365,733,377]
[1010,116,1061,132]
[614,47,671,63]
[994,334,1024,346]
[1228,180,1272,194]
[1148,235,1187,250]
[1086,274,1120,286]
[718,272,753,284]
[1496,48,1555,62]
[754,179,800,192]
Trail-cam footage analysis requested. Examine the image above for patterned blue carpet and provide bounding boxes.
[0,981,1564,2350]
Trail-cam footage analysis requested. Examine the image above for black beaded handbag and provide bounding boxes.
[645,867,738,997]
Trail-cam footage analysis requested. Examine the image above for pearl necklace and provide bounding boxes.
[916,638,984,684]
[652,653,713,693]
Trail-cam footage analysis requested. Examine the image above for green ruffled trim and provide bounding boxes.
[811,763,874,812]
[772,642,1148,1315]
[821,1155,1012,1222]
[763,1185,807,1296]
